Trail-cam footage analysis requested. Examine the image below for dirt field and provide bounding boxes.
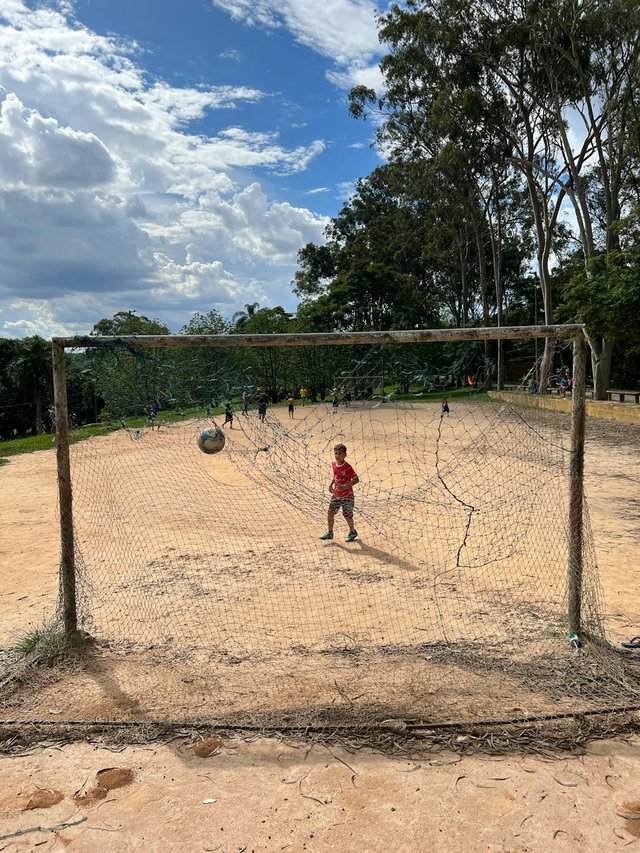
[1,401,640,850]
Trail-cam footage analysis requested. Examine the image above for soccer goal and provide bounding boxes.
[31,324,639,731]
[332,373,384,400]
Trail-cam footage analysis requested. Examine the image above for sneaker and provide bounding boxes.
[345,530,358,542]
[319,531,333,541]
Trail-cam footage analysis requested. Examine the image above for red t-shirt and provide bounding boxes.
[332,460,357,498]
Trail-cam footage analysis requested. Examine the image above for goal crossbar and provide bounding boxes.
[52,323,586,350]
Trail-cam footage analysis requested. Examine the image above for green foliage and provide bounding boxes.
[231,302,261,330]
[171,309,234,408]
[561,248,640,354]
[0,336,53,440]
[295,163,454,330]
[338,0,640,392]
[180,309,229,335]
[236,307,296,402]
[88,312,172,419]
[91,310,170,337]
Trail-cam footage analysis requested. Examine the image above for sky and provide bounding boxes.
[0,0,386,338]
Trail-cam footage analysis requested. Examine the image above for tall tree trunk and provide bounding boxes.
[591,338,613,400]
[470,207,490,360]
[457,233,469,326]
[526,179,555,393]
[35,394,44,435]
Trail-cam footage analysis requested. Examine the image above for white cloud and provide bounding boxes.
[211,0,381,63]
[210,0,385,89]
[0,0,330,337]
[190,128,326,175]
[151,253,245,302]
[0,89,116,190]
[3,299,76,339]
[145,82,265,122]
[326,61,383,91]
[307,187,330,194]
[173,183,328,266]
[218,48,242,62]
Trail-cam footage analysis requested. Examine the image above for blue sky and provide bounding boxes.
[0,0,386,337]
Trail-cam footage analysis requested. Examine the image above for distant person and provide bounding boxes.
[287,393,295,419]
[319,443,359,543]
[242,389,249,415]
[149,399,159,430]
[223,400,234,428]
[300,387,308,406]
[441,397,450,417]
[560,375,570,398]
[258,396,267,423]
[332,388,339,412]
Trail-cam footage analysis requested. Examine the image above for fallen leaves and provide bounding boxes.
[24,790,64,811]
[191,737,223,758]
[618,801,640,839]
[95,768,134,791]
[73,768,134,808]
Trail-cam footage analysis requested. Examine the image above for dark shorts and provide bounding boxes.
[329,496,354,517]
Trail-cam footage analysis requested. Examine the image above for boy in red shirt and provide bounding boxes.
[319,443,359,542]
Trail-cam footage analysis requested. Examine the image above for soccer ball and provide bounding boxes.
[197,426,225,455]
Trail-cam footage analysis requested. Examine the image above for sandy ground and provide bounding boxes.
[1,735,640,852]
[1,401,640,850]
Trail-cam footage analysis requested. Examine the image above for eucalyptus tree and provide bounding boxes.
[353,1,598,389]
[560,211,640,385]
[350,1,546,386]
[424,0,639,394]
[519,0,640,396]
[349,7,497,330]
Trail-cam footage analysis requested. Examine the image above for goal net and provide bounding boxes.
[4,329,640,732]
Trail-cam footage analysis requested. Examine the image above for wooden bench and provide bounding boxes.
[606,390,640,404]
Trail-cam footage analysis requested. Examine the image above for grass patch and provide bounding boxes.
[14,623,94,664]
[0,406,221,461]
[0,422,116,460]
